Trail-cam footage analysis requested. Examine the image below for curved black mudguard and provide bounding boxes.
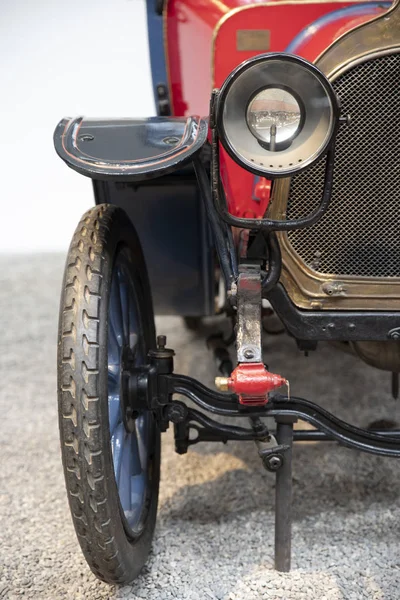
[54,116,208,181]
[54,115,214,317]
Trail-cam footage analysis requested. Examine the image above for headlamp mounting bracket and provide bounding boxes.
[210,121,337,233]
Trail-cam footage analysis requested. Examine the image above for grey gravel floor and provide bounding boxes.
[1,254,400,600]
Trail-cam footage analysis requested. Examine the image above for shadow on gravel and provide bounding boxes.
[161,441,400,527]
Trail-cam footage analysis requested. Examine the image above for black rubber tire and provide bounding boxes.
[57,204,160,584]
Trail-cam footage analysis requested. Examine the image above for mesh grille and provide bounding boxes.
[286,53,400,278]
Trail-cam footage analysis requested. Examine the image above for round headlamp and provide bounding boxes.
[216,53,339,178]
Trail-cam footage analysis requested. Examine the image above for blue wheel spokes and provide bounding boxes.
[128,294,140,354]
[107,253,151,536]
[108,366,119,386]
[109,271,125,347]
[117,272,130,345]
[118,432,133,512]
[112,422,126,479]
[118,432,146,527]
[108,392,121,435]
[108,324,120,367]
[128,428,143,477]
[135,416,148,469]
[130,472,146,528]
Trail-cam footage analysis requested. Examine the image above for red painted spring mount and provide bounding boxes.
[227,362,288,406]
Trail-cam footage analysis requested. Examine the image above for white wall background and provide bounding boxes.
[0,0,155,252]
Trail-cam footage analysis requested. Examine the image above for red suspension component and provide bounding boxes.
[226,362,287,406]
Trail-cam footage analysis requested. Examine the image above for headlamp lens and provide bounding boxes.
[247,88,301,146]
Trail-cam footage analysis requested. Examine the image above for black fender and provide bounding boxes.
[54,116,208,181]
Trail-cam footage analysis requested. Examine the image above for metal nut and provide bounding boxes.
[264,454,284,472]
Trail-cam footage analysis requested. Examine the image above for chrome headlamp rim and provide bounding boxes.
[216,52,340,179]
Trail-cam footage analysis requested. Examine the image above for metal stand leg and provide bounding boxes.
[274,417,296,572]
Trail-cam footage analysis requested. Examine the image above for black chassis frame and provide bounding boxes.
[54,110,400,571]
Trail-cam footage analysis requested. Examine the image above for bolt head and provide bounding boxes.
[166,403,187,424]
[163,136,179,145]
[243,348,255,360]
[157,335,167,349]
[78,133,94,142]
[388,328,400,340]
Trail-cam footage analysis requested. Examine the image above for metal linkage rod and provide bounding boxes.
[193,156,238,290]
[165,374,400,457]
[186,406,266,442]
[207,333,234,378]
[292,429,400,441]
[168,374,239,415]
[269,395,400,457]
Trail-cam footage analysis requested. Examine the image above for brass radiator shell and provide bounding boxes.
[270,3,400,311]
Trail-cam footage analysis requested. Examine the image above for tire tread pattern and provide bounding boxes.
[58,205,153,584]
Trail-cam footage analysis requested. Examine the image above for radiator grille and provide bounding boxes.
[286,53,400,278]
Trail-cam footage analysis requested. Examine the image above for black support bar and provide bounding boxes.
[291,429,400,441]
[164,374,400,457]
[274,417,296,572]
[267,285,400,342]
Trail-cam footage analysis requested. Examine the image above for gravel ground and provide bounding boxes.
[1,253,400,600]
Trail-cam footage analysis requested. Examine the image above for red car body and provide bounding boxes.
[159,0,387,219]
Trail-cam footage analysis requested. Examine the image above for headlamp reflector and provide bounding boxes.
[247,88,302,147]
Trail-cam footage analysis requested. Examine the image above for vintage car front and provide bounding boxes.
[54,0,400,586]
[158,0,400,381]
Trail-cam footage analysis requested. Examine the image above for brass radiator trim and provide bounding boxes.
[271,3,400,310]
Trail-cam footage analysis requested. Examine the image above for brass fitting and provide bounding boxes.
[215,377,230,392]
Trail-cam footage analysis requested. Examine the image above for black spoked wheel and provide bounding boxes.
[58,204,160,584]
